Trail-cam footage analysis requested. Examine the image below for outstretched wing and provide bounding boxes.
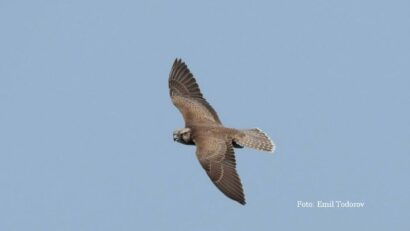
[169,59,222,126]
[195,136,245,205]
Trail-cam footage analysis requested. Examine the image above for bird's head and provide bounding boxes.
[173,128,193,145]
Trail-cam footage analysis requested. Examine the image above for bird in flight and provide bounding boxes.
[169,59,275,205]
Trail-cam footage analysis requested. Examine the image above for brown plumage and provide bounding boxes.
[169,58,275,205]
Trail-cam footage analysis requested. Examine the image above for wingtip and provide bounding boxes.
[236,196,246,205]
[173,58,188,70]
[174,58,183,64]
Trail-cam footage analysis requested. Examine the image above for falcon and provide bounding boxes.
[169,59,275,205]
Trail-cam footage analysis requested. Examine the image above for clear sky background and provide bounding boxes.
[0,0,409,230]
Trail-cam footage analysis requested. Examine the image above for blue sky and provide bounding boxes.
[0,0,409,230]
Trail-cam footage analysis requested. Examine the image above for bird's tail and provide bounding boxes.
[234,128,275,153]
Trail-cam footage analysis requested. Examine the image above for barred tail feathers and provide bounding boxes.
[234,128,275,153]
